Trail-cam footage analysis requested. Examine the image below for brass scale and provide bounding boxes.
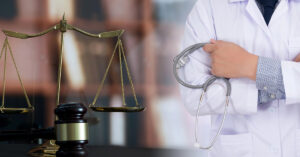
[0,15,145,156]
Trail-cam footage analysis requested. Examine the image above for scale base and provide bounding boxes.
[28,140,59,157]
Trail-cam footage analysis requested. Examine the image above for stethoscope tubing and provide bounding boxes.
[173,43,231,149]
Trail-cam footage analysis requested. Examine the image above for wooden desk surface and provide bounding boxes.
[0,144,206,157]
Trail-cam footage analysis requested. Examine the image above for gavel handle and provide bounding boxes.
[0,127,55,141]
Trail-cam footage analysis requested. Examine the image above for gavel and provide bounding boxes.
[55,102,89,157]
[0,102,89,157]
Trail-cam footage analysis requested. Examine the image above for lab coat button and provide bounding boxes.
[263,86,268,90]
[270,94,276,99]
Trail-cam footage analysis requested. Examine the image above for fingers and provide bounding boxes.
[210,39,217,44]
[294,53,300,62]
[203,39,218,53]
[203,43,215,53]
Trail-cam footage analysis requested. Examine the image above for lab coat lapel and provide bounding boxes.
[245,0,271,37]
[268,0,288,27]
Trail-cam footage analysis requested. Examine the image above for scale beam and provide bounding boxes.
[2,23,124,39]
[0,15,145,114]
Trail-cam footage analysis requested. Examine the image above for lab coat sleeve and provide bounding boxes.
[281,61,300,105]
[179,0,258,116]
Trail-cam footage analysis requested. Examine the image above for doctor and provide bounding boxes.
[181,0,300,157]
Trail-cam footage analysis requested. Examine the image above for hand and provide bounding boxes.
[203,39,258,80]
[294,54,300,62]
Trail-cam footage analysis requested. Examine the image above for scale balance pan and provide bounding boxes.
[0,108,34,114]
[90,106,145,112]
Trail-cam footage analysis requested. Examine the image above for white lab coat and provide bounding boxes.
[180,0,300,156]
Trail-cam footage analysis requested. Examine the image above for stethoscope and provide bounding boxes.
[173,43,231,149]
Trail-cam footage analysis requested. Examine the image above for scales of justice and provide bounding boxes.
[0,14,145,157]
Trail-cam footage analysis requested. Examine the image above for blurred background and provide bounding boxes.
[0,0,209,155]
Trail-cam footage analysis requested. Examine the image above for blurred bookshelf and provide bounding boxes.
[0,0,197,148]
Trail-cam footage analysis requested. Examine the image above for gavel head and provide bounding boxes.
[55,102,88,157]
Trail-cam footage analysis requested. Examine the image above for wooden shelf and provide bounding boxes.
[0,83,177,97]
[71,19,143,32]
[0,82,55,96]
[60,84,146,96]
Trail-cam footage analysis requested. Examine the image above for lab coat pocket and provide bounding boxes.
[288,38,300,60]
[210,133,253,157]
